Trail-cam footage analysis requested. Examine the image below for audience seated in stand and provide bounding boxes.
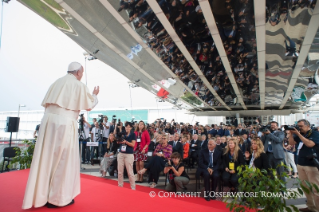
[244,138,270,172]
[138,134,173,188]
[180,134,189,160]
[100,133,118,177]
[197,139,223,201]
[222,137,245,193]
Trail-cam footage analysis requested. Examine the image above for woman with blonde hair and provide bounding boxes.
[100,133,118,177]
[244,138,270,171]
[222,137,245,192]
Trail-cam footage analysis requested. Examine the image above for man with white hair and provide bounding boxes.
[22,62,99,209]
[197,139,223,201]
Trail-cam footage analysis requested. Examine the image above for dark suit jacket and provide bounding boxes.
[190,139,199,153]
[198,147,223,171]
[196,139,208,152]
[235,129,248,136]
[245,152,270,171]
[222,150,245,171]
[168,141,183,158]
[241,139,251,153]
[191,129,198,135]
[217,129,225,136]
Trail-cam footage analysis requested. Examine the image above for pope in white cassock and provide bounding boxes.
[22,62,99,209]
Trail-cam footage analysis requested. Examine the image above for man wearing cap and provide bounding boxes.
[22,62,99,209]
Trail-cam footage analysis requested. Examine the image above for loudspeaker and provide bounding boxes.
[5,117,20,132]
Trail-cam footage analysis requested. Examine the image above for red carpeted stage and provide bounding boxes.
[0,169,230,212]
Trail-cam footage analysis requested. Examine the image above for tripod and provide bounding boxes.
[78,127,87,170]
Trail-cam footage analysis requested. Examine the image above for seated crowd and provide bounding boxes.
[78,116,319,206]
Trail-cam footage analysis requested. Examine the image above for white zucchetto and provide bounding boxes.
[68,62,82,72]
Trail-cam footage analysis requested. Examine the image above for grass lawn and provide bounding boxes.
[21,0,69,30]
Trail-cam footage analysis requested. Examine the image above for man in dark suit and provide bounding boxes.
[190,134,199,167]
[235,124,247,136]
[208,125,218,137]
[197,139,223,201]
[241,133,251,152]
[261,121,285,182]
[197,134,208,152]
[168,133,183,158]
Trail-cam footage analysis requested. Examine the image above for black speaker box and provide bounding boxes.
[5,117,20,132]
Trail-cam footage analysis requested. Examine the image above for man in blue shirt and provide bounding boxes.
[288,119,319,212]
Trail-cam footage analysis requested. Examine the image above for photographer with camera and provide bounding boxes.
[117,122,136,190]
[164,152,190,193]
[90,122,101,164]
[79,115,91,164]
[101,116,111,157]
[288,119,319,212]
[261,121,285,183]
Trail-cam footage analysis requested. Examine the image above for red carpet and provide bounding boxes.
[0,169,230,212]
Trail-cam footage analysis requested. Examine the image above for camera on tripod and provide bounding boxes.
[78,114,84,131]
[98,115,104,130]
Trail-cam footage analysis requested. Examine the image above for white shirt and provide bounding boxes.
[91,127,100,142]
[80,123,90,139]
[103,121,111,138]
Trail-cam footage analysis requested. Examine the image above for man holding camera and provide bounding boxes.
[261,121,285,182]
[102,116,111,157]
[80,116,91,164]
[288,119,319,212]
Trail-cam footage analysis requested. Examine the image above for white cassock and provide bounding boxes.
[22,74,98,209]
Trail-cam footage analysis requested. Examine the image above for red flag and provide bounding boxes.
[157,88,169,99]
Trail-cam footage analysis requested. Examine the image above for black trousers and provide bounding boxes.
[190,151,197,166]
[201,169,220,196]
[222,171,239,188]
[145,156,166,184]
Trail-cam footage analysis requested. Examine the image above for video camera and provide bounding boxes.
[259,125,271,132]
[98,115,104,130]
[283,125,299,131]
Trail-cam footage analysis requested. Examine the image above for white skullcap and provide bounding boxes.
[195,5,201,12]
[68,62,82,72]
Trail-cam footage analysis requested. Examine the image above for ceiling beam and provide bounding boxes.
[146,0,231,110]
[198,0,247,110]
[279,3,319,109]
[253,0,266,109]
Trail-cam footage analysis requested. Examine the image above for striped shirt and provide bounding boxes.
[154,144,173,159]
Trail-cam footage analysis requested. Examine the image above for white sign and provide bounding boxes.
[86,142,98,146]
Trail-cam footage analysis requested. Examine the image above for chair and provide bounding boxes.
[1,147,18,172]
